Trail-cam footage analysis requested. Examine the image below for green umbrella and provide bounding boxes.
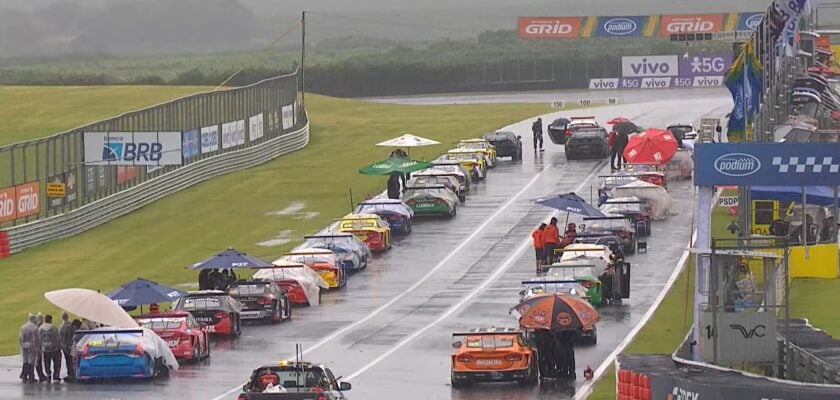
[359,157,434,175]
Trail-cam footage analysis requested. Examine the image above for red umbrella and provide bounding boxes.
[622,128,678,165]
[607,117,631,125]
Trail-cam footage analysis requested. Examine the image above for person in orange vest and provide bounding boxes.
[542,218,561,265]
[559,223,577,249]
[532,223,547,273]
[149,303,160,314]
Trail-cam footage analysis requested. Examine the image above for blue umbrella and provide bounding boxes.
[190,247,272,270]
[536,192,606,225]
[107,278,187,308]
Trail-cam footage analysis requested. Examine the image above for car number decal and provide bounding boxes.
[87,339,104,347]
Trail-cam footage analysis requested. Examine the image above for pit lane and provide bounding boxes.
[0,94,729,400]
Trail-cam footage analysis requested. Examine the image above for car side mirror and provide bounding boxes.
[517,135,522,139]
[452,340,462,349]
[339,382,352,391]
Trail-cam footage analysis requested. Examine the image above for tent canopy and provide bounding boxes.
[750,186,839,206]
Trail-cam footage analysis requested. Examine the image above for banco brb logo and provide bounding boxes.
[102,136,164,162]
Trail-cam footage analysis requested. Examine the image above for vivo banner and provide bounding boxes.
[595,16,647,37]
[589,78,619,89]
[592,76,722,90]
[695,143,840,186]
[84,132,183,166]
[679,53,733,77]
[621,55,679,77]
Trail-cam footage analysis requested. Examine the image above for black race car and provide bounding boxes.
[547,117,572,144]
[574,234,626,259]
[580,216,637,255]
[227,279,292,324]
[565,127,609,160]
[238,361,352,399]
[482,131,522,161]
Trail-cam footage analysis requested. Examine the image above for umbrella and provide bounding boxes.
[613,121,642,135]
[376,133,440,148]
[190,247,272,270]
[607,117,630,125]
[536,192,606,225]
[513,293,600,332]
[107,278,187,308]
[622,128,678,165]
[359,157,434,175]
[45,288,139,329]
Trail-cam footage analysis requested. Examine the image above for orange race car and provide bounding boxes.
[450,327,538,387]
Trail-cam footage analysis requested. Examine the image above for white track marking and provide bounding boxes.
[343,162,606,381]
[211,162,563,400]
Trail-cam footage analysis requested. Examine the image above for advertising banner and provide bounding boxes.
[679,53,733,77]
[46,172,76,209]
[200,125,219,154]
[695,143,840,186]
[692,76,724,87]
[660,14,724,36]
[182,129,200,161]
[621,55,679,77]
[84,132,183,166]
[640,77,672,88]
[595,16,648,37]
[221,120,245,149]
[281,106,294,130]
[0,187,16,223]
[249,113,264,141]
[589,78,620,90]
[116,166,137,185]
[517,16,583,38]
[15,182,40,219]
[738,12,764,31]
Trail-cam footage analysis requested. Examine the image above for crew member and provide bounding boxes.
[387,173,402,200]
[532,118,544,152]
[559,223,577,249]
[542,218,561,265]
[19,314,38,383]
[532,223,547,273]
[614,130,629,170]
[39,315,61,382]
[560,330,576,378]
[149,303,160,314]
[59,314,78,382]
[608,130,618,171]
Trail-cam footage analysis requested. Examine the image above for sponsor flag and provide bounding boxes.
[725,40,763,143]
[755,0,811,59]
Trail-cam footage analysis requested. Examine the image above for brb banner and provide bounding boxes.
[84,132,183,166]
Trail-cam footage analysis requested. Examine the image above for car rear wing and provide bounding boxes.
[521,280,590,285]
[357,201,405,206]
[603,200,645,205]
[551,248,611,255]
[452,328,521,337]
[75,329,144,336]
[405,185,447,190]
[583,216,631,221]
[570,116,595,120]
[304,234,354,239]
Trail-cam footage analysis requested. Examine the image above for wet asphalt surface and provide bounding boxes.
[0,92,730,400]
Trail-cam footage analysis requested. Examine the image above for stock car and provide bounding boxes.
[482,131,523,161]
[565,126,609,160]
[414,168,469,197]
[227,279,292,324]
[408,174,465,203]
[599,197,652,237]
[277,249,346,289]
[519,278,590,302]
[428,161,472,191]
[666,123,698,143]
[237,360,352,400]
[597,174,640,200]
[456,138,497,167]
[337,214,392,252]
[172,291,243,337]
[547,117,572,144]
[252,261,326,306]
[450,327,538,387]
[135,311,210,362]
[302,234,370,271]
[403,185,459,218]
[574,234,626,259]
[436,150,487,180]
[74,328,178,381]
[580,216,638,255]
[355,199,414,235]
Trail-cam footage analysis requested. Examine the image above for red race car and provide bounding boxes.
[172,291,242,337]
[136,311,210,362]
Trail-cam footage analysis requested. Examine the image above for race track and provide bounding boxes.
[0,93,730,400]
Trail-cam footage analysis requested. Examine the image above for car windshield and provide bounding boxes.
[465,336,515,348]
[137,317,184,330]
[668,126,693,135]
[180,296,222,310]
[585,219,632,231]
[228,283,269,296]
[484,133,512,141]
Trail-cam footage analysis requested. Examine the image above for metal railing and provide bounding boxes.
[777,319,840,384]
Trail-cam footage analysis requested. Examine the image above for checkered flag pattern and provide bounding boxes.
[772,156,840,174]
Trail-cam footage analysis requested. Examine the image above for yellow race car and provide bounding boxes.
[437,149,488,180]
[337,214,392,252]
[457,138,497,167]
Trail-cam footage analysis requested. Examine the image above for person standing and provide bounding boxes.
[59,314,77,382]
[39,315,61,382]
[608,130,618,171]
[532,118,544,152]
[19,314,39,383]
[542,218,561,265]
[532,223,547,273]
[614,130,629,170]
[715,123,723,143]
[387,173,402,200]
[34,313,47,382]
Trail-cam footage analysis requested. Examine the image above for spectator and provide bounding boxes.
[19,314,38,383]
[532,118,544,152]
[59,314,77,382]
[542,218,561,265]
[559,223,578,249]
[39,315,61,382]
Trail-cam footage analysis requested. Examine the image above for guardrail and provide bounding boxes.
[778,319,840,384]
[4,120,309,254]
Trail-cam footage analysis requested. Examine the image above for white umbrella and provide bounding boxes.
[376,134,440,155]
[45,288,139,329]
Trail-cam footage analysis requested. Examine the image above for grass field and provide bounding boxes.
[0,88,550,355]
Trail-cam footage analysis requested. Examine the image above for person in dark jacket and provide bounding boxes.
[560,330,576,378]
[534,330,554,379]
[608,130,618,171]
[532,118,544,152]
[39,315,61,382]
[59,314,77,381]
[614,131,629,170]
[208,269,222,290]
[387,173,402,200]
[198,269,211,290]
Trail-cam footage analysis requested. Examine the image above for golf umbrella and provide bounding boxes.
[45,288,139,329]
[622,128,678,165]
[536,192,605,225]
[107,278,187,308]
[513,293,600,332]
[190,247,272,270]
[359,157,434,176]
[613,121,642,135]
[376,133,440,148]
[607,117,630,125]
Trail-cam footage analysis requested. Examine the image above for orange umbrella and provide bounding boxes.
[513,293,600,332]
[622,128,678,165]
[607,116,631,125]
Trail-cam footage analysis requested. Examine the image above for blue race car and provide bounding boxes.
[74,328,178,381]
[355,199,414,235]
[302,234,371,272]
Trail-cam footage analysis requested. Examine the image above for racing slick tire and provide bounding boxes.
[155,358,170,379]
[447,206,457,219]
[191,341,201,363]
[271,301,282,324]
[232,316,242,337]
[515,145,522,161]
[285,300,292,321]
[402,219,412,235]
[518,357,539,386]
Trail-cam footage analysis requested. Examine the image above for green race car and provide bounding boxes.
[403,185,459,218]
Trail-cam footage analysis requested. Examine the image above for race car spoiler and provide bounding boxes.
[570,116,595,120]
[75,329,145,336]
[405,185,448,190]
[452,329,521,337]
[304,234,355,239]
[583,216,631,221]
[357,201,405,205]
[602,200,645,204]
[521,279,591,285]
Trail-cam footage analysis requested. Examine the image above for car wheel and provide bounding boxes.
[403,218,412,235]
[192,341,201,363]
[285,299,292,320]
[447,206,456,219]
[271,301,281,323]
[204,335,211,358]
[233,315,241,337]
